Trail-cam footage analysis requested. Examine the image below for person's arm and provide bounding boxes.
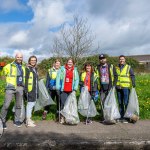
[73,68,79,91]
[113,65,118,86]
[79,72,84,92]
[0,66,4,78]
[0,64,9,80]
[93,78,98,92]
[95,66,101,90]
[56,68,61,91]
[25,68,30,93]
[45,72,50,89]
[79,72,83,84]
[91,72,99,100]
[130,67,135,87]
[2,64,9,76]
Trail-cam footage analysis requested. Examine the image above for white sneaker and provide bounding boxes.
[26,118,36,127]
[30,119,35,124]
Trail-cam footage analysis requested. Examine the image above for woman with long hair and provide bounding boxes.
[25,55,39,127]
[56,58,79,124]
[79,62,98,124]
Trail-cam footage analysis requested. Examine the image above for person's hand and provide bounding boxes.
[72,90,76,94]
[132,84,136,88]
[92,91,99,102]
[91,94,95,100]
[113,86,116,89]
[23,91,28,101]
[24,88,27,95]
[52,86,56,90]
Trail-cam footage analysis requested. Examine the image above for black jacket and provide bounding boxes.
[79,72,98,96]
[25,66,39,102]
[96,64,118,91]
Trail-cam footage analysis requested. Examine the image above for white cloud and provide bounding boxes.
[0,0,26,12]
[0,0,150,60]
[28,0,71,27]
[9,31,28,45]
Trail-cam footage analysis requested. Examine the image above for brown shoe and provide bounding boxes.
[42,111,47,120]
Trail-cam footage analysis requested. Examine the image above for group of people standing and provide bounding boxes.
[0,52,135,129]
[39,54,135,124]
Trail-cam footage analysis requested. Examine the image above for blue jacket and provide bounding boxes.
[56,66,79,91]
[46,67,58,90]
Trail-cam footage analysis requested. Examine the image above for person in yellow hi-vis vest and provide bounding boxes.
[42,59,61,121]
[25,56,39,127]
[116,55,135,123]
[79,62,98,124]
[0,52,26,129]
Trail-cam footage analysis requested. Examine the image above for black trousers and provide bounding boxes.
[44,90,60,112]
[60,91,72,110]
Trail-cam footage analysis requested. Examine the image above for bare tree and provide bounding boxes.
[52,15,95,63]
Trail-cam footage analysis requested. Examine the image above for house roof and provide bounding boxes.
[128,55,150,62]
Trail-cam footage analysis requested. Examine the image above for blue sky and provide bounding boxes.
[0,0,33,22]
[0,0,150,61]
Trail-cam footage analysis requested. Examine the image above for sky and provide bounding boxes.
[0,0,150,61]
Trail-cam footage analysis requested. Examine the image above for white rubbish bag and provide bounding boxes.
[124,88,139,122]
[103,87,120,123]
[34,79,55,112]
[78,86,99,117]
[61,91,80,124]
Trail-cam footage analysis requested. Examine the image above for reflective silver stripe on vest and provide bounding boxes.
[10,75,15,77]
[120,81,130,83]
[120,75,129,77]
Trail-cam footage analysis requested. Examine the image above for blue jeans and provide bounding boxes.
[26,102,36,118]
[116,88,130,119]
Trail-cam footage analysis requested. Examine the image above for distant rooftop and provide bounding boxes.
[128,54,150,62]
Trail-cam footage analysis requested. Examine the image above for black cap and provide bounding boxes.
[99,54,106,59]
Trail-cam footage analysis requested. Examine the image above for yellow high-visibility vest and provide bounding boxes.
[80,72,98,85]
[3,62,26,89]
[116,64,131,88]
[48,68,57,79]
[28,71,33,92]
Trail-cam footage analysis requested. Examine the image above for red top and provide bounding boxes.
[84,72,91,91]
[64,65,74,92]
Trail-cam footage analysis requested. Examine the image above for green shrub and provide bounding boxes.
[37,55,140,77]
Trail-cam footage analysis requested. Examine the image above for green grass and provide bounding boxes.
[0,73,150,121]
[135,74,150,119]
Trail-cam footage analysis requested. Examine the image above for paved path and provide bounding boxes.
[0,120,150,149]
